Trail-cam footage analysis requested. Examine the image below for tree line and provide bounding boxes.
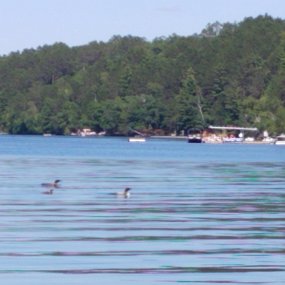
[1,15,285,136]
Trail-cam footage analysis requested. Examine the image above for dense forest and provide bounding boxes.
[1,15,285,136]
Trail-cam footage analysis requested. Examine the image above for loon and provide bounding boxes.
[42,189,54,195]
[41,179,61,188]
[116,187,131,198]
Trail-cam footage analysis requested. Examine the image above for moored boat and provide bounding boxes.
[188,134,203,143]
[128,137,146,143]
[274,135,285,145]
[223,137,244,143]
[187,128,204,143]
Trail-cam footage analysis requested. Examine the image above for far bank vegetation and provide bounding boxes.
[1,15,285,136]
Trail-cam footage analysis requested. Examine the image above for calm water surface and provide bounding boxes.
[0,135,285,285]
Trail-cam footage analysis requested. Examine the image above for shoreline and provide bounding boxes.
[0,133,277,144]
[150,135,275,144]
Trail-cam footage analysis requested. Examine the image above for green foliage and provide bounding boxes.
[1,15,285,136]
[175,67,205,134]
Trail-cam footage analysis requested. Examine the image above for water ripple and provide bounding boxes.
[1,141,285,284]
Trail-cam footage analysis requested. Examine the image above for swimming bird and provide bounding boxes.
[41,179,61,188]
[116,187,131,198]
[42,189,54,195]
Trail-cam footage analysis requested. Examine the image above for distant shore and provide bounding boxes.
[0,133,277,144]
[150,135,275,144]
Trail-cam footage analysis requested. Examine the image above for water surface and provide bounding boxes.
[0,136,285,284]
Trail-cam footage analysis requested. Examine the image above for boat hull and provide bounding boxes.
[128,137,146,143]
[223,138,243,143]
[188,138,203,143]
[274,135,285,145]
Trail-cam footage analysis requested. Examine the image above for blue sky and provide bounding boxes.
[0,0,284,55]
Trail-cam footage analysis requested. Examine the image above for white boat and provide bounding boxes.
[275,135,285,145]
[188,134,203,143]
[80,128,97,136]
[223,137,244,143]
[128,137,146,143]
[128,128,147,142]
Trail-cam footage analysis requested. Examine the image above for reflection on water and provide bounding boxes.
[0,137,285,284]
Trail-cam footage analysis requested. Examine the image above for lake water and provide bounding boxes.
[0,135,285,285]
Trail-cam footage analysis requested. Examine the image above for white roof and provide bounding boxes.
[209,125,258,132]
